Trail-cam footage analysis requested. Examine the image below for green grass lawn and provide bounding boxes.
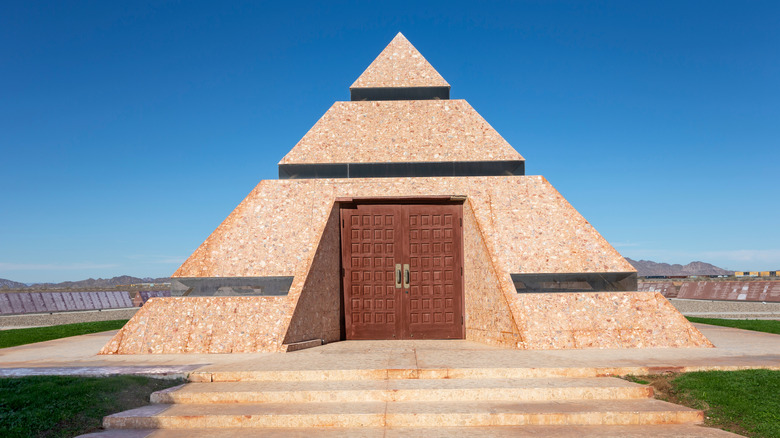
[0,320,128,349]
[686,317,780,335]
[672,369,780,438]
[0,375,183,438]
[627,369,780,437]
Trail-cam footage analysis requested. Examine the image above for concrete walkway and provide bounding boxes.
[79,425,744,437]
[1,323,778,378]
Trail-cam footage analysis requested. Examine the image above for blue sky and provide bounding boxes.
[1,1,778,283]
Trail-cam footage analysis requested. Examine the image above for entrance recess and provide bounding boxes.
[340,202,464,340]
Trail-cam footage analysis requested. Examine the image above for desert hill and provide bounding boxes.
[625,258,733,277]
[0,278,28,289]
[0,275,170,290]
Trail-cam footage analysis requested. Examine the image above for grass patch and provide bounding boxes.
[686,317,780,335]
[0,320,128,349]
[631,370,780,438]
[0,375,184,438]
[623,375,650,385]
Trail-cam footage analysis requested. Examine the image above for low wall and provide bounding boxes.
[669,298,780,320]
[0,308,139,329]
[639,280,780,302]
[0,290,170,316]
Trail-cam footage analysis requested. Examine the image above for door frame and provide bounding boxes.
[337,196,466,341]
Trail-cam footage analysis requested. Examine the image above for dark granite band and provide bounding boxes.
[279,160,525,179]
[511,272,637,293]
[171,277,294,297]
[350,86,450,101]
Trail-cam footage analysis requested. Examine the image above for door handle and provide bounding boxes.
[395,264,402,289]
[403,264,410,289]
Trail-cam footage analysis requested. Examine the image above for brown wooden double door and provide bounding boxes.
[341,203,464,340]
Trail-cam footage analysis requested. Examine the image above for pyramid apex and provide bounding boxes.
[350,33,450,101]
[393,32,411,42]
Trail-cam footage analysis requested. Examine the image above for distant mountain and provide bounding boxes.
[0,278,28,289]
[1,275,170,290]
[625,258,733,277]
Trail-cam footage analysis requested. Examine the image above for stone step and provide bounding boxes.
[104,399,702,429]
[80,424,744,437]
[151,377,651,404]
[189,366,666,382]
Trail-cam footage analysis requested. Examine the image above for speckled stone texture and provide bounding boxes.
[173,176,632,279]
[462,200,523,348]
[99,297,292,354]
[102,176,710,354]
[512,292,713,349]
[282,206,342,346]
[280,100,523,165]
[102,202,344,354]
[350,32,449,89]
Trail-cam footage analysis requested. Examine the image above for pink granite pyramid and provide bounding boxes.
[351,32,449,89]
[101,34,712,354]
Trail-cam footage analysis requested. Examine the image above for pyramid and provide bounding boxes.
[101,35,712,354]
[350,32,450,100]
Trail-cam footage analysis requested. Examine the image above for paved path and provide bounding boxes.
[0,323,778,378]
[80,425,744,437]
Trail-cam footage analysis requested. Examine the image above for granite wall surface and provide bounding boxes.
[511,292,712,349]
[282,205,342,346]
[173,176,634,280]
[102,176,712,354]
[350,32,449,89]
[99,297,292,354]
[462,200,524,348]
[280,100,523,165]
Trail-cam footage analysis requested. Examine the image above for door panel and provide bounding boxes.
[405,205,463,339]
[341,203,463,340]
[341,205,402,340]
